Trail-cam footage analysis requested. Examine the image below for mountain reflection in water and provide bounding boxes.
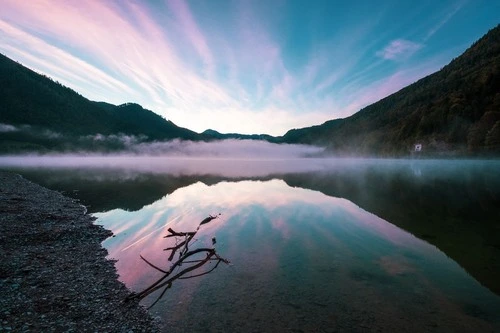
[2,158,500,332]
[93,178,500,332]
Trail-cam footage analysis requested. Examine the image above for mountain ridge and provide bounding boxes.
[1,24,500,155]
[201,129,279,142]
[281,24,500,155]
[0,54,202,152]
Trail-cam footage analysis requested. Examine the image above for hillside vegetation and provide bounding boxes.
[282,24,500,156]
[0,54,200,152]
[201,129,279,143]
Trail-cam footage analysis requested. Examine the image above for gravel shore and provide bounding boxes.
[0,171,159,332]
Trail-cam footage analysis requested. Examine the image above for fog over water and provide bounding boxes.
[3,138,498,179]
[0,140,333,177]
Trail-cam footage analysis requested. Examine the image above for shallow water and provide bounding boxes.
[2,157,500,332]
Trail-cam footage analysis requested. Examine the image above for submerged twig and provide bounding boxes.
[199,214,220,227]
[139,254,168,274]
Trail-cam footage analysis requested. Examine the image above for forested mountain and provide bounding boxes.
[202,129,279,142]
[282,24,500,156]
[0,53,201,152]
[92,102,200,141]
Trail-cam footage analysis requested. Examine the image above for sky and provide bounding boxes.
[0,1,498,136]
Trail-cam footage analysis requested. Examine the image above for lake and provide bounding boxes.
[1,157,500,332]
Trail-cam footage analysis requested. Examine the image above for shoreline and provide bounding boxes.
[0,171,159,332]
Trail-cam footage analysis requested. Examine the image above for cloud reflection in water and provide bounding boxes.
[94,178,500,332]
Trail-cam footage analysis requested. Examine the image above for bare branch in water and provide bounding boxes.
[139,254,168,274]
[199,213,221,227]
[126,214,229,308]
[164,228,196,238]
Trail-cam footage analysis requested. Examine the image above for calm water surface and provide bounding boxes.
[2,158,499,332]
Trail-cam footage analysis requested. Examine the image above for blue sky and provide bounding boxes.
[0,0,498,135]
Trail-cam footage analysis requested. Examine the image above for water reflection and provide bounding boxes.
[2,159,500,296]
[95,179,500,332]
[2,158,500,331]
[281,160,500,296]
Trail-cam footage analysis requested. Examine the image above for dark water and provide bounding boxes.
[1,157,500,332]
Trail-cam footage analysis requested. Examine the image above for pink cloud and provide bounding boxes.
[167,0,214,76]
[236,1,288,81]
[0,0,237,111]
[0,19,134,99]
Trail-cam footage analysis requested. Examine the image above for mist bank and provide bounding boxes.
[0,155,323,178]
[2,121,498,158]
[0,139,327,177]
[0,137,323,156]
[2,151,498,180]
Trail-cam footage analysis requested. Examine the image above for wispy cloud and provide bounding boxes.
[0,122,62,138]
[424,0,466,41]
[341,52,451,116]
[0,20,134,99]
[0,1,236,110]
[0,0,492,136]
[376,39,423,61]
[167,0,214,76]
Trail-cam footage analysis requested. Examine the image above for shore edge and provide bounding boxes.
[0,171,159,332]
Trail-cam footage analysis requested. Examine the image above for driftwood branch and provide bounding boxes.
[139,254,168,274]
[199,214,220,226]
[126,214,229,308]
[164,228,196,238]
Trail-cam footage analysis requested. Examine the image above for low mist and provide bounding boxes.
[126,139,324,157]
[0,139,328,177]
[2,138,497,178]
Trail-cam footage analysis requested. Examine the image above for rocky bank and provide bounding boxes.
[0,171,159,332]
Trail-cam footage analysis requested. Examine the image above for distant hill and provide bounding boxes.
[0,53,201,152]
[202,129,279,143]
[92,102,200,141]
[282,24,500,156]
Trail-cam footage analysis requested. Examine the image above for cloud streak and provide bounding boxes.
[0,0,495,135]
[424,1,466,41]
[167,0,214,76]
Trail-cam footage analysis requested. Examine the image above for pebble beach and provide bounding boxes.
[0,171,159,332]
